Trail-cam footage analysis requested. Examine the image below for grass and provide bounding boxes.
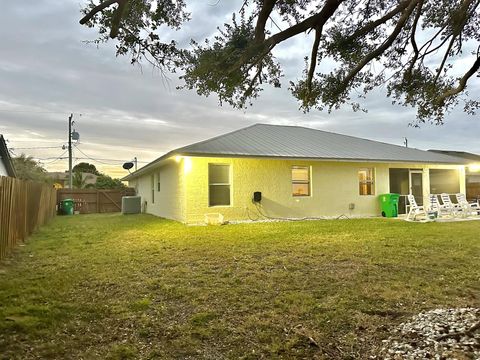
[0,214,479,359]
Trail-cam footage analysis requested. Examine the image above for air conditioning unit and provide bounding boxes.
[122,196,141,214]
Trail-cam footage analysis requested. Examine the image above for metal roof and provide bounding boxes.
[428,150,480,162]
[123,124,468,180]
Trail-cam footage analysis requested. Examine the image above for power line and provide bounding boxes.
[73,144,149,164]
[0,108,149,119]
[74,145,126,165]
[39,150,69,164]
[0,109,70,115]
[11,145,64,150]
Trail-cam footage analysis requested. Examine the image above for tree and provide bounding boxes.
[94,174,126,189]
[79,0,480,124]
[72,171,87,189]
[72,162,101,176]
[12,154,52,183]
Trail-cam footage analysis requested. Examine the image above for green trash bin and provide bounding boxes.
[379,193,400,218]
[60,199,74,215]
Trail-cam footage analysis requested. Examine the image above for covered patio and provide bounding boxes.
[389,166,466,215]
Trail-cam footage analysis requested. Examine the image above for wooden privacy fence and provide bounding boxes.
[0,176,57,260]
[57,188,136,214]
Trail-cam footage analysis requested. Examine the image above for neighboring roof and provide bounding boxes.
[0,135,16,178]
[428,150,480,162]
[123,124,469,181]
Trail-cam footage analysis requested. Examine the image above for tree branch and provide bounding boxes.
[405,0,423,75]
[79,0,119,25]
[436,55,480,104]
[265,0,343,47]
[345,0,411,43]
[340,0,419,89]
[307,27,322,93]
[109,0,128,38]
[434,0,476,82]
[254,0,277,42]
[229,0,343,76]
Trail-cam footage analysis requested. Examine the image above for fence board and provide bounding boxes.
[0,176,57,260]
[57,188,135,214]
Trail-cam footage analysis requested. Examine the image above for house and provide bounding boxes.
[122,124,474,224]
[429,150,480,199]
[0,135,16,178]
[47,171,98,189]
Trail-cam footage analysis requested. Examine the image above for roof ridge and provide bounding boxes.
[175,123,259,153]
[254,123,429,153]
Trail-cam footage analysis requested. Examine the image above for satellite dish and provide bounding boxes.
[123,162,134,170]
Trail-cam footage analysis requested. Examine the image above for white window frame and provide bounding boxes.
[358,168,375,196]
[151,174,155,203]
[208,163,231,207]
[292,166,311,197]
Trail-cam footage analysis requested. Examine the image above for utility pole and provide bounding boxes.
[134,157,137,171]
[68,113,73,189]
[403,137,408,148]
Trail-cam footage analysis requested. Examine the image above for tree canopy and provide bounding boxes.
[80,0,480,124]
[72,162,101,176]
[94,174,126,189]
[13,154,52,183]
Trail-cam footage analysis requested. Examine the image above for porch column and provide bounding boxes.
[422,167,430,208]
[459,166,466,194]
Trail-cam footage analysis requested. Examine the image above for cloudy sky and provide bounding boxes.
[1,0,479,178]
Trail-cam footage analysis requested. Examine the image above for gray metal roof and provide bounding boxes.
[123,124,469,180]
[428,150,480,162]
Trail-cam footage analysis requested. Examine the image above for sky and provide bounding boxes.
[0,0,479,179]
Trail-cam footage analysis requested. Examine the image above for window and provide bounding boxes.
[151,174,155,203]
[359,168,375,195]
[209,164,231,206]
[157,171,161,192]
[292,166,310,196]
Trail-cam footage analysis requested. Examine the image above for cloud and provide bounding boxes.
[0,0,479,179]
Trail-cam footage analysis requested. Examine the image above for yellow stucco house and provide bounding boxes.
[123,124,473,224]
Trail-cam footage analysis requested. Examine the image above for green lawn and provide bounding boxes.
[0,214,479,359]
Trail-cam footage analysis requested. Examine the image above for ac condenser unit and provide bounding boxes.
[122,196,141,214]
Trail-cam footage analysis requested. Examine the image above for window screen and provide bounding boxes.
[209,164,231,206]
[292,166,310,196]
[359,168,375,195]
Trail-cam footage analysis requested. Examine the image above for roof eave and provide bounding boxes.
[0,135,17,178]
[122,152,468,181]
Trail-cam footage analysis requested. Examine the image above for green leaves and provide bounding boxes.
[80,0,480,124]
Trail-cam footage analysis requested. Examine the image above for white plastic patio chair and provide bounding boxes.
[440,193,463,217]
[455,193,480,217]
[406,194,427,221]
[428,194,451,218]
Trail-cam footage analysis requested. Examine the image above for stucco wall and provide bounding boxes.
[183,157,466,224]
[130,155,466,224]
[128,159,185,222]
[182,157,391,224]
